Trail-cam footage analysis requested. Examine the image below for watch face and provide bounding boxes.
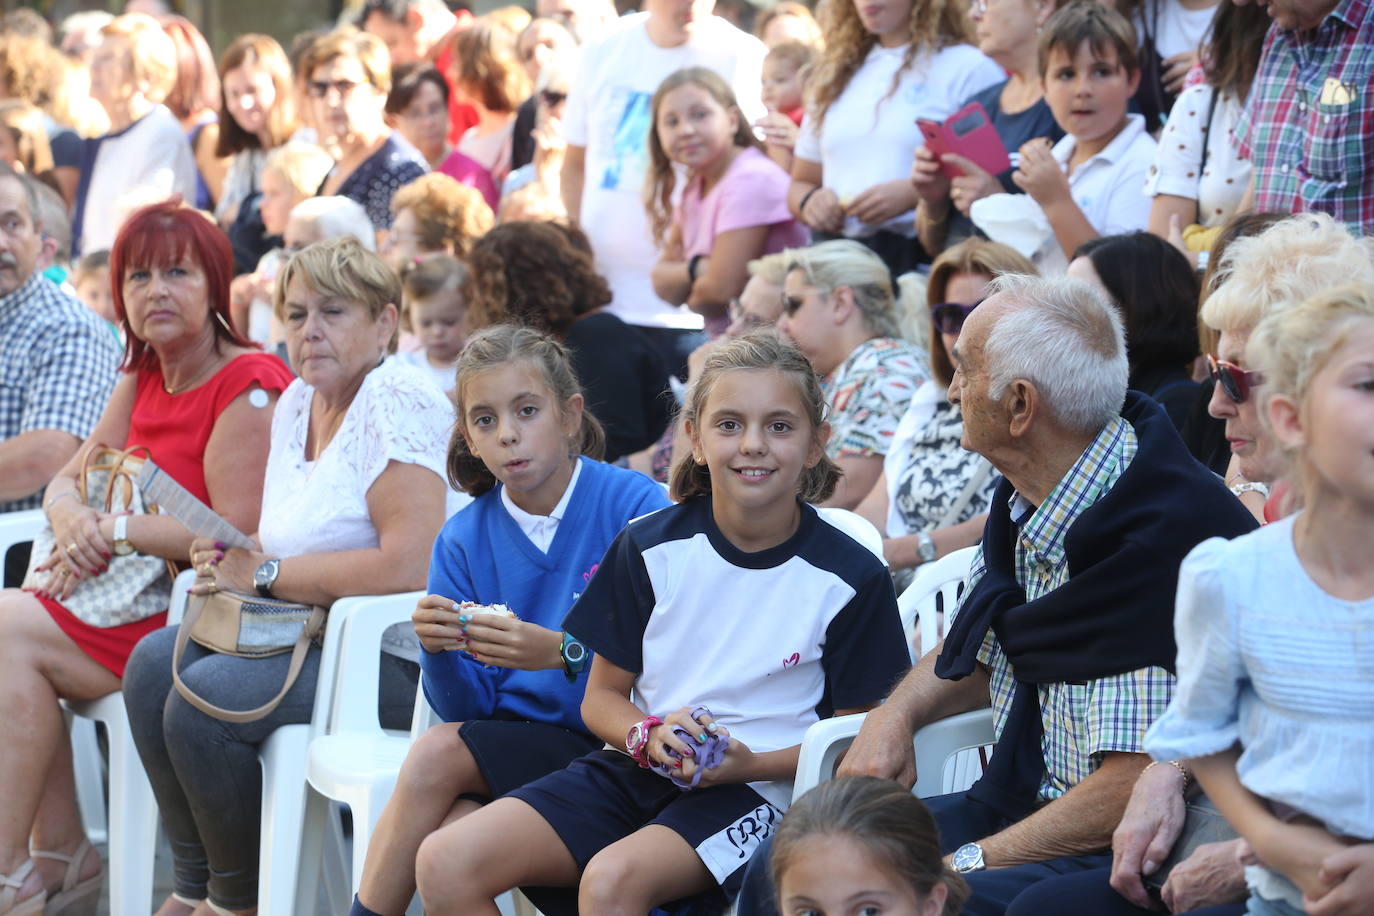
[626,723,643,752]
[952,843,983,872]
[564,639,587,663]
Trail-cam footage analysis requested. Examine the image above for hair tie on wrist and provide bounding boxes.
[688,254,704,284]
[798,186,820,214]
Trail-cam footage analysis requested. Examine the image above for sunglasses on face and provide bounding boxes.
[1207,353,1265,403]
[727,298,769,329]
[540,90,567,108]
[929,300,983,335]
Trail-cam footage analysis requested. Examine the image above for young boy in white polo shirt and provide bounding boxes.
[1012,1,1156,260]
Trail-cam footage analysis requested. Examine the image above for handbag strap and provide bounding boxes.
[171,593,328,724]
[1198,86,1221,180]
[932,457,996,532]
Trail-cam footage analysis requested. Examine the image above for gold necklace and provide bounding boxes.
[162,359,218,395]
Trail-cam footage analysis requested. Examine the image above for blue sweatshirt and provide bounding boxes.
[419,457,671,730]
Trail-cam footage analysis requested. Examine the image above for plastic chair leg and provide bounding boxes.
[67,714,108,847]
[99,700,158,916]
[258,725,309,915]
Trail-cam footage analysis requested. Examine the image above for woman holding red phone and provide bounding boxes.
[913,0,1064,256]
[787,0,1002,276]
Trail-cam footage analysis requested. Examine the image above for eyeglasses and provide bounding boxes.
[1207,353,1265,403]
[307,78,365,99]
[728,298,769,330]
[930,300,983,335]
[969,0,989,14]
[540,90,567,108]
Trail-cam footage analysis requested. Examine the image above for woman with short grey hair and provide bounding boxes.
[123,237,456,916]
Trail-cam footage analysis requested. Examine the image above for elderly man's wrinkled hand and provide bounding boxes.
[1160,839,1248,913]
[1109,761,1189,907]
[834,705,916,789]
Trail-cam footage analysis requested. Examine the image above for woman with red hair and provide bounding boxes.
[0,201,292,916]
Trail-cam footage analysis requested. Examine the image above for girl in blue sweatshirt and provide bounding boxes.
[348,325,669,916]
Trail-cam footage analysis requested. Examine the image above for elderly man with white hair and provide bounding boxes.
[737,274,1258,916]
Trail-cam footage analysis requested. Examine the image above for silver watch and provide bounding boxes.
[916,531,938,564]
[253,558,281,598]
[952,842,986,873]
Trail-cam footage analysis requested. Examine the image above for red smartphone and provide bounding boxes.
[917,101,1011,179]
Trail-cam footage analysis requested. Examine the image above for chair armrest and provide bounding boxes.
[167,569,196,625]
[0,508,45,562]
[314,591,425,737]
[911,707,996,798]
[792,712,867,804]
[791,707,997,805]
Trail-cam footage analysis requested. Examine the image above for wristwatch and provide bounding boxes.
[916,531,938,564]
[626,715,663,768]
[253,558,281,598]
[112,515,134,556]
[560,631,589,681]
[952,843,986,873]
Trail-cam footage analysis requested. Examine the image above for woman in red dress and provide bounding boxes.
[0,200,293,916]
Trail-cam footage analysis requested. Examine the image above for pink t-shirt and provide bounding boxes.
[438,149,501,212]
[678,146,808,260]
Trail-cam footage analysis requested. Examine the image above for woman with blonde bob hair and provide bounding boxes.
[787,0,1002,275]
[123,235,457,916]
[776,240,930,510]
[1195,213,1374,520]
[856,239,1033,594]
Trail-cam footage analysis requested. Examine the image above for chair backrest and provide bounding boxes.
[897,545,979,660]
[817,507,886,564]
[410,680,441,737]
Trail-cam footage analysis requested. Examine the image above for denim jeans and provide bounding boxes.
[123,625,418,909]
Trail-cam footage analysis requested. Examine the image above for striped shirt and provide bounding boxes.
[969,416,1176,800]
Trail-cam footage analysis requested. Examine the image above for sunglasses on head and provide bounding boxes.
[929,300,983,335]
[1207,353,1265,403]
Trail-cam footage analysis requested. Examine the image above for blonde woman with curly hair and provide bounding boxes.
[383,172,495,270]
[789,0,1002,275]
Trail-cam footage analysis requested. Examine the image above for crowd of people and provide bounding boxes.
[0,0,1369,913]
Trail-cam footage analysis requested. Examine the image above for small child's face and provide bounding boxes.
[76,272,116,324]
[778,834,944,916]
[1042,41,1138,147]
[762,57,804,113]
[410,289,466,365]
[260,168,297,238]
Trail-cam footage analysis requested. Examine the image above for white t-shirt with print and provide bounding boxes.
[564,13,766,329]
[1050,113,1157,237]
[794,42,1003,238]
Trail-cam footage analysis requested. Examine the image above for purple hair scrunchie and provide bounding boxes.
[647,706,729,791]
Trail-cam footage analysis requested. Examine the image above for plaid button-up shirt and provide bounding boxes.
[0,272,120,512]
[1234,0,1374,234]
[967,416,1175,801]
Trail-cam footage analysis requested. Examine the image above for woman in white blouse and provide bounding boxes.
[1144,0,1270,251]
[122,237,455,916]
[787,0,1002,275]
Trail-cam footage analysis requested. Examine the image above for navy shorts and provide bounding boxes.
[456,719,603,800]
[509,750,784,903]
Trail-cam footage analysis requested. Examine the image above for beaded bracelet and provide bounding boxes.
[1143,759,1192,794]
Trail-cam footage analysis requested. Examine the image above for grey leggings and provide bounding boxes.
[123,625,418,909]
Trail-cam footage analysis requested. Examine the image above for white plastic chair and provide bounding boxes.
[791,708,996,803]
[60,567,195,916]
[817,508,887,564]
[305,648,540,916]
[897,545,979,660]
[260,590,425,916]
[0,508,43,584]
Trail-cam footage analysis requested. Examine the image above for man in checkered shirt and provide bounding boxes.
[738,275,1256,916]
[0,165,119,519]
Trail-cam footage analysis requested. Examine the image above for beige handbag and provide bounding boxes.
[172,588,327,723]
[23,445,175,627]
